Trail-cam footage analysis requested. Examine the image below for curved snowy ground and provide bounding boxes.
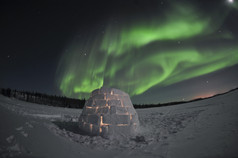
[0,90,238,158]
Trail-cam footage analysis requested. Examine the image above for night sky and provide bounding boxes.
[1,0,238,104]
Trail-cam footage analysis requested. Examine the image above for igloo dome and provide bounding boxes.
[78,87,139,138]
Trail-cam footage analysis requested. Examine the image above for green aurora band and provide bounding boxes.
[57,2,238,99]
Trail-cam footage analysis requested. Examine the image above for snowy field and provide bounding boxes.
[0,90,238,158]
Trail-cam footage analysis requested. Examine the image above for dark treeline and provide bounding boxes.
[0,87,201,109]
[133,99,203,109]
[1,87,237,109]
[133,87,238,109]
[0,88,85,109]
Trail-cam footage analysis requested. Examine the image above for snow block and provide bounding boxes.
[115,115,129,124]
[93,94,105,100]
[85,107,96,114]
[94,99,106,106]
[122,98,132,107]
[88,115,99,125]
[85,98,94,106]
[106,94,118,100]
[130,114,139,124]
[112,89,125,95]
[101,125,109,136]
[78,87,140,138]
[92,125,100,134]
[99,87,112,94]
[108,99,121,107]
[103,114,112,124]
[126,107,136,114]
[97,107,109,113]
[91,89,99,96]
[116,107,128,114]
[110,106,117,114]
[83,123,91,133]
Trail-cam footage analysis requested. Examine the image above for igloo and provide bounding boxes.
[78,87,139,138]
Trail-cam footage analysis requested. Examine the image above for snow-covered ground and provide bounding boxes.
[0,90,238,158]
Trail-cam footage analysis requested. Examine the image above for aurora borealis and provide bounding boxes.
[57,0,238,103]
[1,0,238,104]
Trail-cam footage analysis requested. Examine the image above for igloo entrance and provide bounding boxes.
[78,87,139,138]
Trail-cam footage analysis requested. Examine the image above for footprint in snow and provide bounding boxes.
[6,135,15,143]
[25,122,33,128]
[20,131,28,137]
[8,143,21,152]
[15,126,23,131]
[15,126,28,137]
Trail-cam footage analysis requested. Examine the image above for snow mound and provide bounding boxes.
[78,87,140,138]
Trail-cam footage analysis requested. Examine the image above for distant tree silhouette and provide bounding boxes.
[1,87,237,109]
[6,88,11,97]
[0,88,86,109]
